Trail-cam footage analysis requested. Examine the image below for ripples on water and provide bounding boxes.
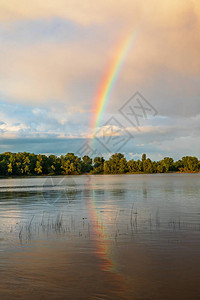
[0,174,200,299]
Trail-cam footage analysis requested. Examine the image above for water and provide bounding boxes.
[0,174,200,299]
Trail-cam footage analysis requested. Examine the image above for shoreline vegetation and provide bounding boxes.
[0,152,200,177]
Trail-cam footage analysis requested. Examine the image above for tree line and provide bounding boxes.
[0,152,199,176]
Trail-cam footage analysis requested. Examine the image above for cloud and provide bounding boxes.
[0,0,141,25]
[0,1,200,157]
[0,1,200,117]
[0,1,199,27]
[0,100,92,142]
[0,41,102,104]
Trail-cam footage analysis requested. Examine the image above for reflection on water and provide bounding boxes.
[0,174,200,299]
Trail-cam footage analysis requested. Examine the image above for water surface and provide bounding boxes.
[0,174,200,299]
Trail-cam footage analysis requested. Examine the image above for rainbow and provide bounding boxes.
[90,31,138,136]
[85,35,138,293]
[88,191,115,271]
[88,188,127,296]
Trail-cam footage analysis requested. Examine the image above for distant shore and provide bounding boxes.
[1,171,200,180]
[0,152,199,177]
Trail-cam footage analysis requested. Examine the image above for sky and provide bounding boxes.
[0,0,200,160]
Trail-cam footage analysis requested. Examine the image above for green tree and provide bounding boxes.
[103,161,110,174]
[7,163,13,174]
[143,158,153,173]
[23,156,30,175]
[7,154,16,175]
[142,153,146,162]
[0,151,199,177]
[127,159,138,173]
[160,157,174,172]
[0,156,8,176]
[136,160,142,172]
[174,159,183,172]
[81,155,93,173]
[119,157,128,174]
[157,163,165,173]
[61,153,81,175]
[34,155,43,174]
[181,156,199,172]
[104,153,125,174]
[92,157,105,174]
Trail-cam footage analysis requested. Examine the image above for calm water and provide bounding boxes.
[0,174,200,299]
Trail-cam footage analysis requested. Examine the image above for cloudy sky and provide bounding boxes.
[0,0,199,160]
